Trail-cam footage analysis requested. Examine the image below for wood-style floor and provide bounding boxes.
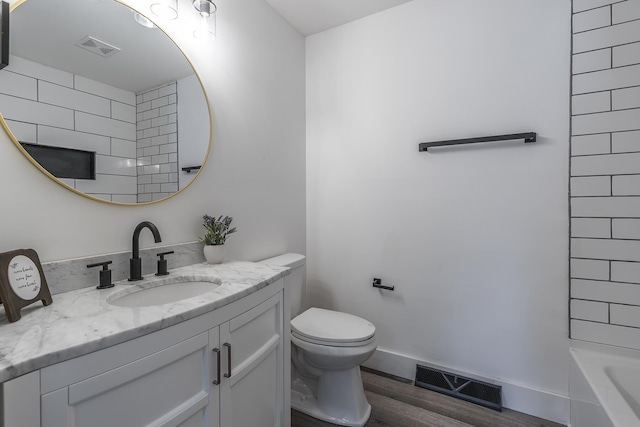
[291,369,565,427]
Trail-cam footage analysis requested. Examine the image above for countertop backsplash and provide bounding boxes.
[42,242,206,295]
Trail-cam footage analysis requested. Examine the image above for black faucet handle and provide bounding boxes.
[87,260,112,268]
[156,251,174,276]
[87,261,115,289]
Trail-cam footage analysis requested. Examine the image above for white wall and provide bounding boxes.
[570,0,640,351]
[0,0,306,263]
[306,0,570,422]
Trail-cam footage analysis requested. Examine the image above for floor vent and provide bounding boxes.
[415,364,502,411]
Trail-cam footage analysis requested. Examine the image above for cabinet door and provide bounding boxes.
[2,371,41,427]
[220,292,284,427]
[42,332,212,427]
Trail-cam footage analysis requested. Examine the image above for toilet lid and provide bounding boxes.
[291,308,375,344]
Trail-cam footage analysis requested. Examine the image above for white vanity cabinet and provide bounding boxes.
[2,279,287,427]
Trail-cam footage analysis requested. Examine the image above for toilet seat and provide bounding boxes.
[292,331,376,347]
[291,308,376,347]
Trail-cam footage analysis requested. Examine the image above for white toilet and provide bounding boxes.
[260,253,377,427]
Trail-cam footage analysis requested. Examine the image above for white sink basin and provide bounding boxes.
[108,276,222,308]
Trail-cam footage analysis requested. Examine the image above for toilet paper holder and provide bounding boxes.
[372,278,394,291]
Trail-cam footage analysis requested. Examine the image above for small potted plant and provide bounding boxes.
[199,215,237,264]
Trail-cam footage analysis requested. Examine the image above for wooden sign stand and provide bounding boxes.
[0,249,52,322]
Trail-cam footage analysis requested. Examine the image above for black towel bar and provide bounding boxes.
[419,132,536,151]
[181,166,202,173]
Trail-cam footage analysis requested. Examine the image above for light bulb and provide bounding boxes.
[193,0,216,42]
[193,0,216,17]
[150,0,178,20]
[133,12,157,28]
[194,18,216,41]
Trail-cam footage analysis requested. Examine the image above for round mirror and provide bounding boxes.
[0,0,211,204]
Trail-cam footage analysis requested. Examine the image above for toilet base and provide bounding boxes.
[291,366,372,427]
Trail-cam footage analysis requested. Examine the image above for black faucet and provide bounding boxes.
[129,221,162,281]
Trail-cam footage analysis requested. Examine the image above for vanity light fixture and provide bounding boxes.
[133,11,157,28]
[150,0,178,20]
[193,0,216,41]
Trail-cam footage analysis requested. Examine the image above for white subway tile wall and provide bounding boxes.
[573,6,612,33]
[571,0,640,350]
[572,217,611,237]
[7,55,74,87]
[571,299,609,322]
[613,41,640,66]
[612,218,640,238]
[136,82,178,202]
[570,176,611,196]
[571,258,611,280]
[612,129,640,152]
[4,119,37,143]
[612,0,640,24]
[571,133,611,155]
[573,48,612,74]
[572,91,612,114]
[573,19,640,54]
[0,56,137,201]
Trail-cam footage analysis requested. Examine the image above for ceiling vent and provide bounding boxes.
[75,36,121,58]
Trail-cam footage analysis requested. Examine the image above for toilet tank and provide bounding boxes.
[259,253,305,318]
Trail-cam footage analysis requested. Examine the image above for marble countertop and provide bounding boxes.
[0,261,288,383]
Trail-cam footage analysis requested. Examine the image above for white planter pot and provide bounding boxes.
[203,245,225,264]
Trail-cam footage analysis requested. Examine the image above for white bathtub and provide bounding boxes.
[571,346,640,427]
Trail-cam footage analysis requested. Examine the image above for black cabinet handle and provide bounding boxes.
[212,348,221,385]
[223,342,231,378]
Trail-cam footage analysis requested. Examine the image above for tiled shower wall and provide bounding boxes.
[135,82,179,203]
[570,0,640,349]
[0,56,138,203]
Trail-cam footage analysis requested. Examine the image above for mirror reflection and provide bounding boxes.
[0,0,210,204]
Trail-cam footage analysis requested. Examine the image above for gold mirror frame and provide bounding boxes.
[1,0,212,206]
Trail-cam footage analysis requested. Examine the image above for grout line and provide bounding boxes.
[610,131,613,153]
[610,175,613,196]
[572,104,640,116]
[610,217,614,238]
[610,89,613,111]
[611,44,614,68]
[573,1,627,15]
[610,5,613,26]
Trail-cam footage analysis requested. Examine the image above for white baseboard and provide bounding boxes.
[362,347,569,426]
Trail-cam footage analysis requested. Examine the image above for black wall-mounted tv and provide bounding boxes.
[21,143,96,180]
[0,1,8,70]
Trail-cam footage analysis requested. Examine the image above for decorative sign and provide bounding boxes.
[0,249,52,323]
[8,255,41,300]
